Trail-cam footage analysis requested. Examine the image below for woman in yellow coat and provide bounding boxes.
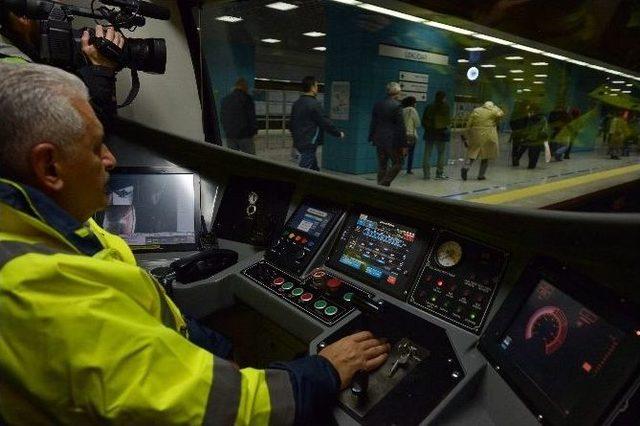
[461,101,505,180]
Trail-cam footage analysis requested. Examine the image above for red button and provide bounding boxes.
[436,279,444,287]
[301,238,308,244]
[295,236,301,242]
[300,292,313,302]
[387,276,397,285]
[273,277,285,286]
[326,278,342,290]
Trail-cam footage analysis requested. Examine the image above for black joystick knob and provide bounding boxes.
[350,371,369,400]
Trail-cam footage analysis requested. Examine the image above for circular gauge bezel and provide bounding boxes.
[435,240,463,268]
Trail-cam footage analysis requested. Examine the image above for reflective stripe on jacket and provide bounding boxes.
[0,178,295,425]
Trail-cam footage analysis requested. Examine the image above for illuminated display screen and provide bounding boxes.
[500,280,625,416]
[328,212,426,298]
[99,173,196,247]
[289,204,334,244]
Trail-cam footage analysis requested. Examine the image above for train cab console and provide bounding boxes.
[116,122,640,426]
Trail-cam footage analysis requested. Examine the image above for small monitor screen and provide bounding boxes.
[100,173,196,247]
[289,204,334,244]
[499,279,625,416]
[328,212,427,298]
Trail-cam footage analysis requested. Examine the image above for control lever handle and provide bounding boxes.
[350,293,385,318]
[350,370,369,399]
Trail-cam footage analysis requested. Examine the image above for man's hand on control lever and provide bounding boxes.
[81,25,125,69]
[319,331,390,390]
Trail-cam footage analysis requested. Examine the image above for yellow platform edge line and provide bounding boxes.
[472,164,640,205]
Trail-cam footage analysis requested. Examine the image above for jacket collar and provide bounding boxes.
[0,32,34,62]
[0,179,104,256]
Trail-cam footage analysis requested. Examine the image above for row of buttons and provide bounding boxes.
[272,276,353,316]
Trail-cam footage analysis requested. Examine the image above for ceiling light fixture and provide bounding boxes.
[505,56,523,60]
[610,88,621,92]
[622,90,632,94]
[313,46,327,51]
[612,80,625,84]
[465,47,486,52]
[626,83,633,87]
[329,0,362,5]
[472,34,513,46]
[534,74,548,78]
[512,44,542,54]
[480,64,496,68]
[531,62,549,66]
[266,2,299,11]
[513,78,524,81]
[424,21,474,35]
[457,59,469,63]
[215,15,243,23]
[303,31,326,37]
[358,4,426,22]
[261,38,281,43]
[533,81,544,84]
[494,75,507,78]
[543,52,568,61]
[523,88,531,92]
[510,69,524,73]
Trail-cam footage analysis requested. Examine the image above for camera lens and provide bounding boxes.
[125,38,166,74]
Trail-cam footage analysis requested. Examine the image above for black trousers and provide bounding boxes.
[377,146,404,186]
[527,145,542,169]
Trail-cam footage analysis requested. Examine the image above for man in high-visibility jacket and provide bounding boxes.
[0,62,391,425]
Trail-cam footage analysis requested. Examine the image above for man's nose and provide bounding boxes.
[102,144,117,171]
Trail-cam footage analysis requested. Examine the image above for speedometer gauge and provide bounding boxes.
[436,240,463,268]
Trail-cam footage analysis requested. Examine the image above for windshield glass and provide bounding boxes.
[194,0,640,212]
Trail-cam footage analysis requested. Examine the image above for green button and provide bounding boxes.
[343,292,354,302]
[281,282,294,291]
[324,306,338,316]
[430,295,437,302]
[470,312,477,320]
[291,288,304,297]
[314,300,328,310]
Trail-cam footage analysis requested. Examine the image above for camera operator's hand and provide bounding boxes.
[318,331,390,390]
[82,25,124,69]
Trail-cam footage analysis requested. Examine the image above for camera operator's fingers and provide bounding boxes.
[113,32,125,49]
[81,30,91,50]
[95,24,105,39]
[105,26,116,42]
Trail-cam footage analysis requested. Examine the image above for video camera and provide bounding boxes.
[1,0,169,74]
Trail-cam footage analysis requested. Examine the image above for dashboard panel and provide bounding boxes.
[118,122,640,426]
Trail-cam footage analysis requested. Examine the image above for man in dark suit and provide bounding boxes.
[221,77,259,154]
[369,82,408,186]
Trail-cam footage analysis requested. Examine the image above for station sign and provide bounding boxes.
[399,71,429,84]
[379,44,449,66]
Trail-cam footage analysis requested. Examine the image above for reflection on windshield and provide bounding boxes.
[197,0,640,210]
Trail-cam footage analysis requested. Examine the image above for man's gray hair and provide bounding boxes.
[386,81,401,95]
[0,62,89,179]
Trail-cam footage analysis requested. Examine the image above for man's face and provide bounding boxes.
[57,99,116,221]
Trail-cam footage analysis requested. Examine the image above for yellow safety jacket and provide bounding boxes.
[0,179,295,425]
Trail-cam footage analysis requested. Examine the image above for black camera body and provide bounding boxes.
[2,0,168,74]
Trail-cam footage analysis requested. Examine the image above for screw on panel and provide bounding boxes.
[451,371,460,379]
[319,341,326,349]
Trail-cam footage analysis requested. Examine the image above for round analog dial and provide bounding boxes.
[436,240,463,268]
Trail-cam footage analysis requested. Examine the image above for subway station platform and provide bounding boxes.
[257,140,640,209]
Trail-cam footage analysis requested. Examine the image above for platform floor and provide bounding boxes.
[255,139,640,207]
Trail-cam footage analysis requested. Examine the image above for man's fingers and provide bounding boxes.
[105,26,115,41]
[114,32,125,48]
[360,338,388,351]
[363,342,390,359]
[350,331,374,342]
[95,25,104,38]
[363,352,389,371]
[81,30,90,49]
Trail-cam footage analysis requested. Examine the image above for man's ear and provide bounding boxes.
[30,143,64,192]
